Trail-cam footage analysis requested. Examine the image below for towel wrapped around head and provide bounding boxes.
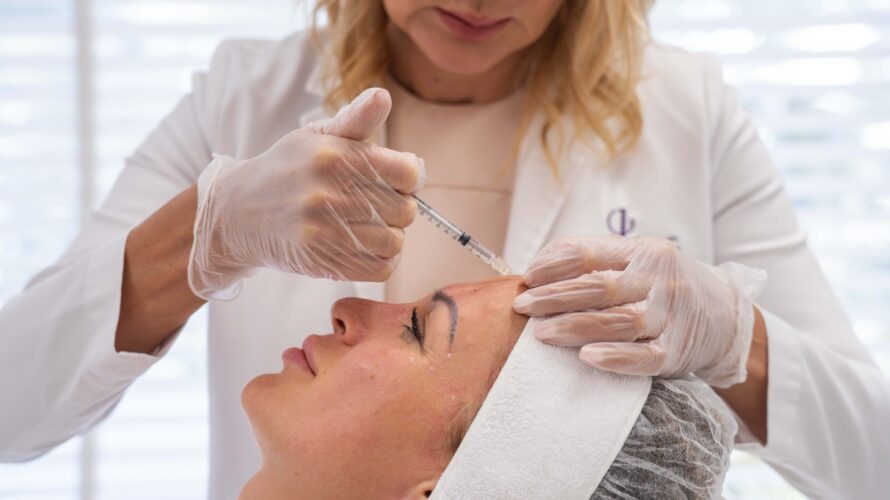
[431,318,736,500]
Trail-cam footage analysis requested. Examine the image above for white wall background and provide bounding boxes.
[0,0,888,498]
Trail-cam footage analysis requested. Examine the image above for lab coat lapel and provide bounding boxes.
[298,63,329,127]
[503,118,583,273]
[297,63,386,301]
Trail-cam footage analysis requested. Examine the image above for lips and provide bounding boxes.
[437,7,507,28]
[435,7,511,42]
[301,335,319,375]
[282,335,322,376]
[281,347,314,375]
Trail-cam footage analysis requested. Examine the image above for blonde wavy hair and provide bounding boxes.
[311,1,653,174]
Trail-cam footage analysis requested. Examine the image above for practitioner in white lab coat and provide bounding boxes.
[2,1,888,498]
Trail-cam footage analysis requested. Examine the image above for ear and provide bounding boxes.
[404,478,438,499]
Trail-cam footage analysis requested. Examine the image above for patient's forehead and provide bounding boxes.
[439,276,525,302]
[437,276,527,356]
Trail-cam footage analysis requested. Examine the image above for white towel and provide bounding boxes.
[431,318,652,500]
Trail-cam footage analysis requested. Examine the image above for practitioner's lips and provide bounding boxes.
[435,7,511,42]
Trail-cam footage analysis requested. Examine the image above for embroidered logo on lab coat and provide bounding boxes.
[607,208,636,235]
[607,207,680,248]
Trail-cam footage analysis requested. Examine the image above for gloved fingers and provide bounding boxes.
[349,224,405,259]
[578,341,667,376]
[337,142,425,195]
[310,182,416,228]
[306,87,392,142]
[363,144,425,194]
[320,254,397,282]
[295,237,397,282]
[523,235,631,287]
[357,188,417,228]
[513,270,648,316]
[335,253,398,282]
[532,300,662,346]
[303,87,424,193]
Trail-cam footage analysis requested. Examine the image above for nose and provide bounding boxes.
[331,298,361,345]
[330,297,407,346]
[330,297,380,346]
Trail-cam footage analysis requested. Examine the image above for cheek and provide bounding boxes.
[382,0,424,28]
[329,343,420,402]
[525,1,563,30]
[309,344,441,439]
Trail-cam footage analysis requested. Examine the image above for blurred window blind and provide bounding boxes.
[650,1,890,498]
[0,1,304,499]
[0,1,82,497]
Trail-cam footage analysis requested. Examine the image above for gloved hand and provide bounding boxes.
[188,87,425,301]
[513,235,767,388]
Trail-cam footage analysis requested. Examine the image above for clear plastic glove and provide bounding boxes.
[513,235,767,388]
[188,88,425,301]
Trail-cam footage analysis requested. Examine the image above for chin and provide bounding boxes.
[432,51,502,75]
[240,374,291,463]
[240,373,277,422]
[418,33,512,76]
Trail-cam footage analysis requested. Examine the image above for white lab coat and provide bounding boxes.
[1,30,888,499]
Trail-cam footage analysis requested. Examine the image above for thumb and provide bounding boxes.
[578,342,667,376]
[307,87,392,142]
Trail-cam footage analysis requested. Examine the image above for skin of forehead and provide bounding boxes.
[435,277,526,358]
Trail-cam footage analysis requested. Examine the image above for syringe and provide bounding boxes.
[412,195,513,276]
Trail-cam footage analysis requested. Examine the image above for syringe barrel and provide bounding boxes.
[464,237,496,261]
[414,196,465,241]
[413,194,511,275]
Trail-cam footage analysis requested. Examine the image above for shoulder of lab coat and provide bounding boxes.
[0,30,323,461]
[192,30,326,157]
[687,47,890,499]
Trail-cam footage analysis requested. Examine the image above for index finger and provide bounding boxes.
[514,270,648,316]
[524,236,631,287]
[357,143,426,194]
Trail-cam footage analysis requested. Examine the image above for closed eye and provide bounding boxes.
[402,307,425,351]
[411,308,425,346]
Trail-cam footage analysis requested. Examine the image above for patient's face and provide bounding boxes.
[241,276,527,499]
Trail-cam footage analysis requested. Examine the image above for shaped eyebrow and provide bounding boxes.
[431,290,458,349]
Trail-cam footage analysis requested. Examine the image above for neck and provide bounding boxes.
[386,23,522,104]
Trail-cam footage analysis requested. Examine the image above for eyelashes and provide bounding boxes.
[410,307,424,346]
[400,307,426,352]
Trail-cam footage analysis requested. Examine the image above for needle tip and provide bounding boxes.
[491,257,513,276]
